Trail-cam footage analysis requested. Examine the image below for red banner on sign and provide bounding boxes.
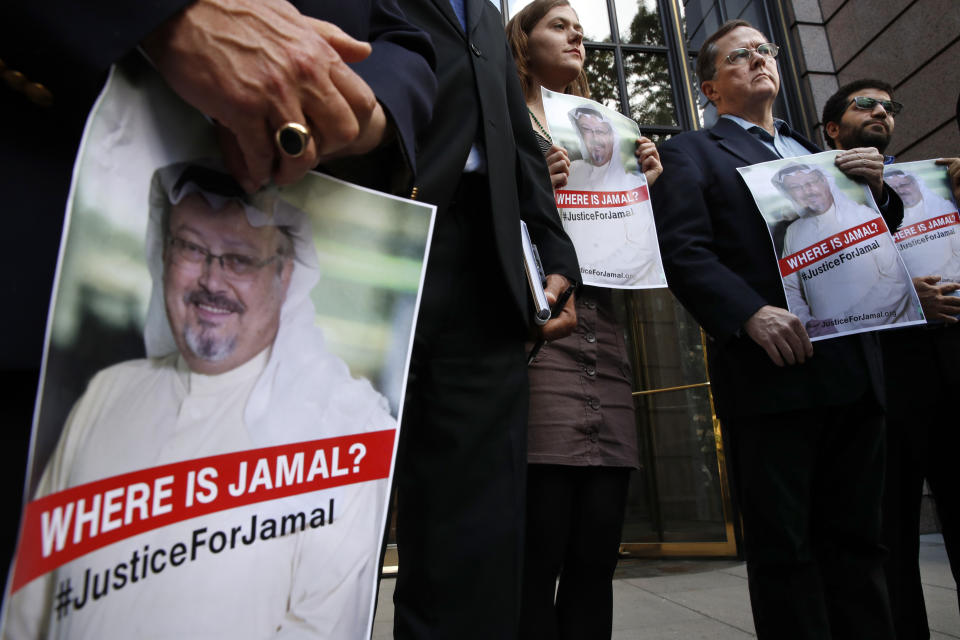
[892,211,960,243]
[778,217,887,276]
[555,186,649,208]
[11,429,396,592]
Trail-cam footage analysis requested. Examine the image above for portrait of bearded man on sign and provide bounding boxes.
[559,105,664,286]
[6,162,394,640]
[774,163,920,336]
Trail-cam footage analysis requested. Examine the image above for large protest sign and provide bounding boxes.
[737,151,923,340]
[884,160,960,288]
[2,60,434,639]
[541,88,666,289]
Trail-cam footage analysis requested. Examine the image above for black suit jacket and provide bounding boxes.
[396,0,580,328]
[0,0,437,370]
[651,118,902,419]
[2,1,436,174]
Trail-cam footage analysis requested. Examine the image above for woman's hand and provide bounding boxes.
[546,144,571,190]
[635,136,662,186]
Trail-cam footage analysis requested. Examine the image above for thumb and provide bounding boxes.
[543,274,570,305]
[543,281,560,305]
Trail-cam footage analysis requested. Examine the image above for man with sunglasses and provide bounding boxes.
[823,79,960,640]
[652,20,902,640]
[823,81,901,159]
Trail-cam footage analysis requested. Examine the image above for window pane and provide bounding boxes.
[637,386,727,542]
[583,48,621,112]
[677,0,689,44]
[645,131,674,146]
[615,0,665,45]
[725,1,773,48]
[572,0,613,42]
[624,52,677,127]
[683,0,722,51]
[691,60,710,127]
[723,0,751,21]
[505,0,529,16]
[613,288,728,544]
[508,0,612,42]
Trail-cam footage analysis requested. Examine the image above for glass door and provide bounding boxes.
[614,289,735,555]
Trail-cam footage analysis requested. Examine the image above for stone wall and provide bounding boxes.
[780,0,959,159]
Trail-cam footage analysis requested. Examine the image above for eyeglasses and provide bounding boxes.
[167,236,280,279]
[578,125,613,137]
[783,177,826,195]
[723,43,779,65]
[847,96,903,117]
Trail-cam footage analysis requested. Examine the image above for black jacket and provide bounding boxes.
[1,0,437,369]
[397,0,580,328]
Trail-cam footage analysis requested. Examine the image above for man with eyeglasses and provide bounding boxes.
[772,163,919,337]
[6,162,396,638]
[822,80,901,159]
[823,79,960,640]
[652,19,902,639]
[566,107,642,189]
[568,107,617,170]
[563,106,664,286]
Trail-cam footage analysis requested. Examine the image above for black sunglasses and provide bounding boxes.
[847,96,903,117]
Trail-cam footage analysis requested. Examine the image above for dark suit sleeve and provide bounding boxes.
[4,2,192,99]
[652,139,768,343]
[349,0,437,175]
[502,41,580,285]
[877,184,904,232]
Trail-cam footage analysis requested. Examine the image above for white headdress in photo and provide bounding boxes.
[144,161,392,446]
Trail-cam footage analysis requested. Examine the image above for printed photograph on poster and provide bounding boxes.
[2,59,435,639]
[737,150,923,340]
[884,160,960,290]
[541,87,666,289]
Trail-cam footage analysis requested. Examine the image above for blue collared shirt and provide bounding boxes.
[721,114,812,159]
[448,0,487,174]
[721,114,890,207]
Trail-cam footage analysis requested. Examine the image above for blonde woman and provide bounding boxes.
[506,2,662,637]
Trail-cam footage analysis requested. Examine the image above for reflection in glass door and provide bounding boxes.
[614,289,735,555]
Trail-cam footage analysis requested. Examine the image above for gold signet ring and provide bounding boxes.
[275,122,311,158]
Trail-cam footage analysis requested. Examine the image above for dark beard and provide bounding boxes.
[185,289,245,315]
[842,124,891,154]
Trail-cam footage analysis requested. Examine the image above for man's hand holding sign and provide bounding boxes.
[144,0,389,193]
